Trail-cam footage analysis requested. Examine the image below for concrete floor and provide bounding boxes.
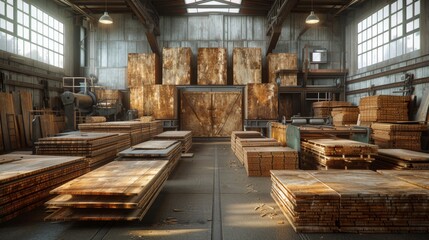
[1,142,428,240]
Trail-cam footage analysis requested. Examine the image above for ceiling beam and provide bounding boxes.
[54,0,96,22]
[334,0,365,16]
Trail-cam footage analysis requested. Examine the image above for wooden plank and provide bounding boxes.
[245,83,278,120]
[162,47,192,85]
[118,142,181,158]
[143,85,177,119]
[378,149,429,161]
[197,48,227,85]
[20,91,33,147]
[233,48,262,85]
[132,140,177,150]
[127,53,160,87]
[267,53,297,85]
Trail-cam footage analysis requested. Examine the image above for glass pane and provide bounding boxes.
[367,51,372,65]
[24,40,30,56]
[372,49,377,64]
[383,5,389,18]
[0,2,5,16]
[358,22,362,32]
[363,41,367,52]
[383,19,389,30]
[406,0,412,5]
[392,27,397,39]
[391,1,397,12]
[397,11,403,24]
[377,22,383,34]
[397,25,403,37]
[58,33,63,44]
[383,44,389,60]
[17,25,23,37]
[17,38,23,55]
[368,39,372,50]
[358,55,362,69]
[406,5,413,19]
[406,34,413,53]
[398,0,403,9]
[397,38,404,55]
[6,4,13,19]
[6,20,12,32]
[378,35,383,46]
[17,0,22,10]
[31,5,38,18]
[378,46,383,62]
[389,41,396,58]
[406,21,413,32]
[415,1,420,15]
[363,19,367,29]
[414,31,420,50]
[23,27,29,39]
[59,44,63,54]
[6,34,15,52]
[391,13,397,26]
[358,44,362,54]
[377,9,383,21]
[414,19,419,29]
[372,13,377,24]
[367,16,372,26]
[362,52,367,67]
[23,2,28,13]
[17,11,23,24]
[372,25,377,36]
[358,33,362,43]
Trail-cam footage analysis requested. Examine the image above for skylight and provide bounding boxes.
[185,0,242,14]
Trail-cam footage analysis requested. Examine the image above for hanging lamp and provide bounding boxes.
[305,0,319,24]
[99,0,113,24]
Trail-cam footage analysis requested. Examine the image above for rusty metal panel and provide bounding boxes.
[267,53,298,86]
[130,86,144,117]
[181,91,242,137]
[127,53,160,88]
[143,85,177,119]
[245,83,278,120]
[162,48,192,85]
[233,48,262,85]
[197,48,227,85]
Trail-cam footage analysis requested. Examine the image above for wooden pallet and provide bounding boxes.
[234,138,282,165]
[154,131,192,153]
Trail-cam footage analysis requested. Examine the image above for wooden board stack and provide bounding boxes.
[245,83,278,120]
[270,122,287,146]
[0,154,88,223]
[45,161,169,221]
[230,131,263,153]
[359,95,411,125]
[271,170,429,233]
[234,138,282,165]
[331,106,359,126]
[372,149,429,170]
[312,101,352,118]
[78,121,149,146]
[149,120,163,138]
[244,147,298,176]
[371,122,427,151]
[154,131,192,153]
[301,138,378,170]
[34,132,129,169]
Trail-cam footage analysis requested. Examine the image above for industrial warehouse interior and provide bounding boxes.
[0,0,429,239]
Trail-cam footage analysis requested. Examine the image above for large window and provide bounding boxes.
[0,0,64,68]
[357,0,420,69]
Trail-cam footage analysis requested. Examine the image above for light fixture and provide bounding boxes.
[99,0,113,24]
[305,0,319,24]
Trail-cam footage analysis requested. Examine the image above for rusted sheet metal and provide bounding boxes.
[143,85,177,119]
[162,48,192,85]
[127,53,160,87]
[267,53,297,86]
[197,48,227,85]
[233,48,262,85]
[245,83,278,120]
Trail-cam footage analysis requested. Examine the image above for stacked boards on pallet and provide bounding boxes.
[271,170,429,233]
[359,95,411,125]
[331,106,359,126]
[154,131,192,153]
[270,122,287,146]
[0,154,88,223]
[34,132,129,169]
[244,147,298,176]
[301,138,378,170]
[371,122,427,151]
[45,161,168,221]
[230,131,263,153]
[149,120,163,138]
[312,101,352,118]
[234,138,282,165]
[117,140,182,173]
[373,149,429,170]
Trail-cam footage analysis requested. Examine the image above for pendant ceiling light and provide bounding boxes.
[99,0,113,24]
[305,0,319,24]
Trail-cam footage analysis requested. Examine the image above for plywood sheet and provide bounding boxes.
[245,83,278,120]
[197,48,227,85]
[20,91,33,147]
[143,85,177,119]
[267,53,297,85]
[127,53,160,87]
[130,86,144,117]
[162,47,192,85]
[233,48,262,85]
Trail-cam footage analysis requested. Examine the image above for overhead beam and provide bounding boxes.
[334,0,365,16]
[54,0,96,22]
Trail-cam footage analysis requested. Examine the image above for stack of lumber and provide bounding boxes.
[372,149,429,170]
[234,138,282,165]
[377,170,429,189]
[117,140,182,173]
[154,131,192,153]
[331,106,359,126]
[371,122,427,151]
[312,101,352,118]
[271,170,429,233]
[45,161,168,221]
[0,154,88,223]
[78,121,146,146]
[149,120,163,138]
[34,132,129,169]
[230,131,263,153]
[270,122,287,146]
[359,95,411,125]
[301,138,378,170]
[244,147,298,176]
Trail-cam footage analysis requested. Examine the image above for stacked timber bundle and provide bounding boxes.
[359,95,411,125]
[45,161,169,221]
[301,138,378,170]
[244,147,298,176]
[270,122,287,146]
[230,131,263,153]
[371,122,427,151]
[271,170,429,233]
[331,106,359,126]
[0,154,88,223]
[372,149,429,170]
[34,132,129,169]
[312,101,352,118]
[78,121,149,146]
[149,120,163,138]
[154,131,192,153]
[117,140,182,173]
[234,138,282,165]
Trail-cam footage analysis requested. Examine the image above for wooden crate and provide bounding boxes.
[127,53,160,87]
[267,53,297,86]
[233,48,262,85]
[197,48,227,85]
[130,86,144,117]
[245,83,278,120]
[143,85,177,120]
[162,47,192,85]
